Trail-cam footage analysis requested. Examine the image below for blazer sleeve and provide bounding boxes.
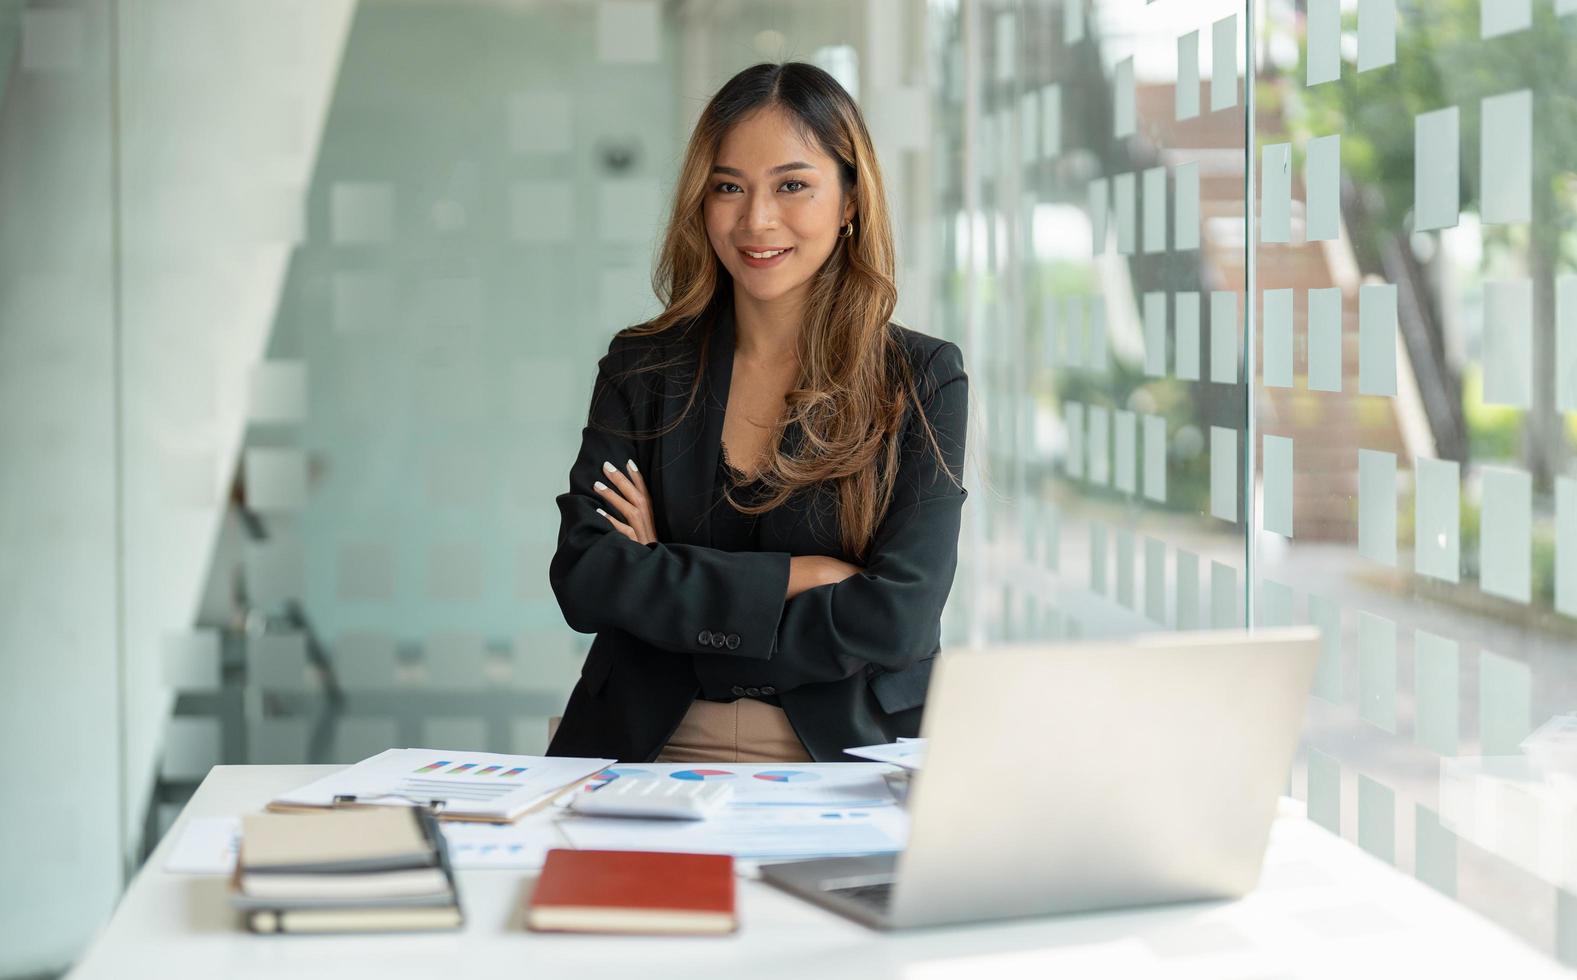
[758,340,969,686]
[547,337,794,660]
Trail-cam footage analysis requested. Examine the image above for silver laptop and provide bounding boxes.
[760,627,1320,929]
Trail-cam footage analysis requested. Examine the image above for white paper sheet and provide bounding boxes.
[1211,15,1239,112]
[1143,166,1166,254]
[1143,291,1167,377]
[1114,56,1135,138]
[1262,434,1294,538]
[844,739,926,771]
[1305,134,1341,242]
[571,763,898,808]
[1480,89,1531,225]
[556,805,908,861]
[165,816,241,874]
[271,748,615,822]
[1175,291,1200,381]
[1114,171,1136,255]
[1211,426,1237,523]
[1307,0,1341,86]
[1414,456,1461,583]
[1358,611,1397,732]
[1143,413,1167,503]
[1174,161,1200,250]
[1261,143,1292,243]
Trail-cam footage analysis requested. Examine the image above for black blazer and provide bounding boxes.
[544,301,969,762]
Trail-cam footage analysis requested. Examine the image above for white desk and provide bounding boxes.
[70,765,1566,979]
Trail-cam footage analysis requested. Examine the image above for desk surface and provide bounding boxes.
[70,764,1566,979]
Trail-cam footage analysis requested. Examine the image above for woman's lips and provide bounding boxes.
[738,246,793,269]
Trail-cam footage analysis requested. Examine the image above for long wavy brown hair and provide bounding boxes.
[605,61,959,560]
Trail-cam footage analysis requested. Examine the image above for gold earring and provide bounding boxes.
[839,220,855,239]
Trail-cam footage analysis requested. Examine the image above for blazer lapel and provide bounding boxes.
[657,303,734,546]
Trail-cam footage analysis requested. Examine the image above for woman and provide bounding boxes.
[545,62,968,764]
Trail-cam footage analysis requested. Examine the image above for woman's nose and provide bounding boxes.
[741,190,779,230]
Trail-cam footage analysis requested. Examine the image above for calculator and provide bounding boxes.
[567,775,734,820]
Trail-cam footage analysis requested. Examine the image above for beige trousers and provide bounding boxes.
[656,698,814,764]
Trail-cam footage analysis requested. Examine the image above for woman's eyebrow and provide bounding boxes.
[711,161,817,177]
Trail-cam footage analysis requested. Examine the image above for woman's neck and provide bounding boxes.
[732,287,805,365]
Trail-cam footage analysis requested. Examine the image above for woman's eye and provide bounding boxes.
[715,182,741,194]
[781,180,806,193]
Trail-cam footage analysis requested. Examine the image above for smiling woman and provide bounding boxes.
[545,62,969,765]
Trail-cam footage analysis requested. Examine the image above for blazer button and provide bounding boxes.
[730,685,745,696]
[760,686,776,695]
[711,633,726,648]
[697,629,713,647]
[745,686,761,697]
[725,633,741,650]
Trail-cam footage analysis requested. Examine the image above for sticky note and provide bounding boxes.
[1088,405,1110,485]
[1020,90,1039,167]
[1307,0,1341,86]
[1305,134,1341,242]
[1144,291,1167,377]
[1041,83,1062,158]
[1211,561,1239,629]
[1116,529,1136,609]
[1089,521,1107,595]
[1064,402,1084,478]
[1307,593,1342,702]
[1358,0,1397,71]
[1414,629,1461,756]
[1480,466,1531,603]
[1357,775,1395,864]
[1177,30,1200,121]
[1258,578,1293,627]
[1262,288,1294,387]
[1115,410,1137,495]
[1559,477,1577,617]
[1415,107,1460,231]
[1261,143,1292,243]
[1211,15,1239,112]
[1482,0,1531,39]
[1175,291,1201,380]
[1176,549,1200,629]
[1415,456,1461,583]
[1481,90,1531,225]
[1174,161,1200,250]
[1144,414,1167,503]
[331,181,394,244]
[1306,287,1343,392]
[1143,166,1167,253]
[1307,750,1341,833]
[1558,276,1577,410]
[1358,611,1397,732]
[1262,434,1294,537]
[1211,426,1238,522]
[508,91,571,156]
[1359,284,1399,396]
[597,0,661,63]
[245,449,308,511]
[1482,279,1532,408]
[1065,0,1084,44]
[1358,449,1397,566]
[1115,172,1136,254]
[1089,178,1109,254]
[1414,805,1458,898]
[1211,291,1239,383]
[1065,296,1086,366]
[1114,56,1136,138]
[1479,650,1531,755]
[1088,295,1108,372]
[1144,537,1167,624]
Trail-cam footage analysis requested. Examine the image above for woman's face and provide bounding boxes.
[703,106,856,307]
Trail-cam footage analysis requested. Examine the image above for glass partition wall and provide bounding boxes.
[3,0,1576,973]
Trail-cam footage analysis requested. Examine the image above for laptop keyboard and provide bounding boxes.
[828,880,894,910]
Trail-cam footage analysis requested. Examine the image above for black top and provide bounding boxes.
[544,301,969,763]
[693,443,784,706]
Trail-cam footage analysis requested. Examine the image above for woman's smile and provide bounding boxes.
[737,245,794,269]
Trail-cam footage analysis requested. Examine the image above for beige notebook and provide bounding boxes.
[241,808,436,873]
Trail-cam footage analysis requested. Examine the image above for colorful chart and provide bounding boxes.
[586,768,655,790]
[670,769,737,781]
[752,769,822,783]
[410,761,527,777]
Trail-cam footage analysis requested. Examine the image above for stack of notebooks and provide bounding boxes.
[231,807,463,934]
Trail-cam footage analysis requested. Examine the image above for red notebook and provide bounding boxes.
[526,849,737,935]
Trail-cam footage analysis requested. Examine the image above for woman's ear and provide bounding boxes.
[842,195,858,224]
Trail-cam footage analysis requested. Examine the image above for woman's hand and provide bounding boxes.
[787,555,864,600]
[594,459,658,545]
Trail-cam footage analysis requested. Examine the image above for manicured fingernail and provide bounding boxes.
[596,508,608,517]
[594,481,607,492]
[626,459,638,472]
[602,461,616,473]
